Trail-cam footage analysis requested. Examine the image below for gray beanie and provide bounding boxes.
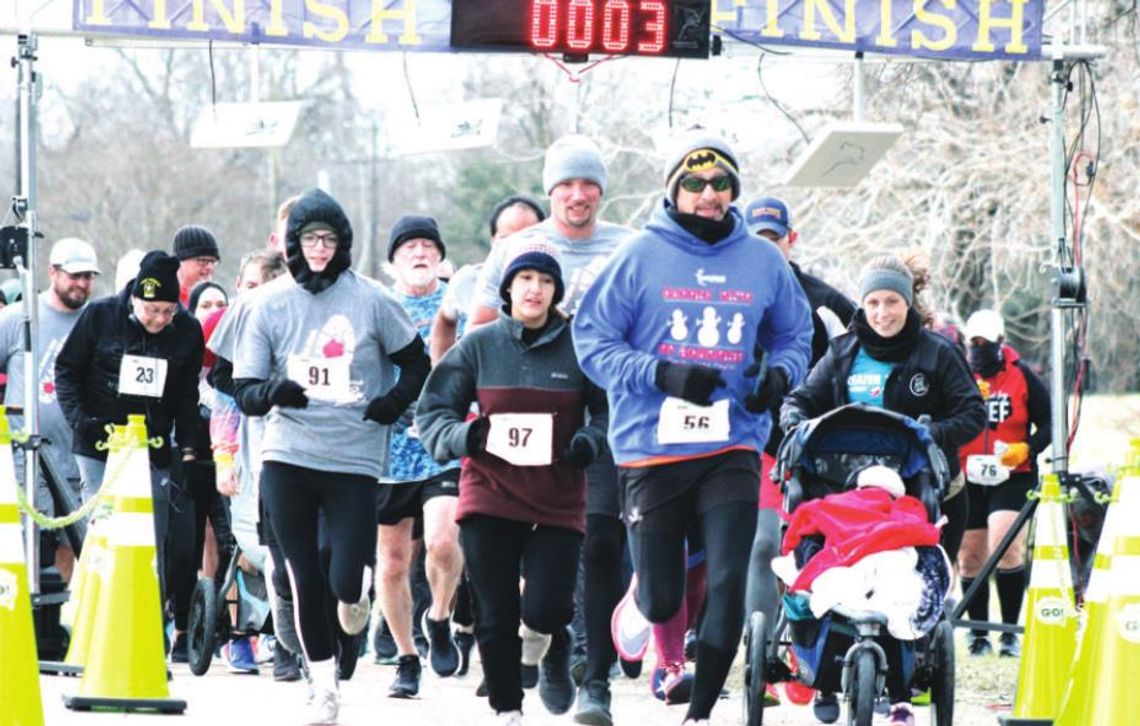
[663,132,741,202]
[859,261,914,306]
[542,135,607,194]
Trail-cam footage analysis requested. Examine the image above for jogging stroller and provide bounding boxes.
[742,404,956,726]
[186,543,271,676]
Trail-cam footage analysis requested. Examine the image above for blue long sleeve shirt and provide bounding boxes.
[573,200,813,466]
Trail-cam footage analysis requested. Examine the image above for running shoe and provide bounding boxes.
[454,629,476,677]
[305,683,340,725]
[813,692,840,724]
[169,633,189,664]
[538,626,575,715]
[888,702,916,726]
[337,568,372,636]
[273,645,302,682]
[619,657,642,679]
[389,654,422,698]
[999,632,1022,658]
[373,618,399,664]
[223,637,259,674]
[257,635,277,665]
[422,611,461,677]
[573,679,613,726]
[652,662,694,705]
[966,631,993,657]
[610,578,650,662]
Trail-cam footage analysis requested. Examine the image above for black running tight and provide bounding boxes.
[260,461,376,662]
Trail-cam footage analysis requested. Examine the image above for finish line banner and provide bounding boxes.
[74,1,1044,61]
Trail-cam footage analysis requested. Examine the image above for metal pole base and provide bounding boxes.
[997,716,1052,725]
[62,694,187,714]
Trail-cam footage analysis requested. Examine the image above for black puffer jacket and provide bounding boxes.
[286,187,353,294]
[782,314,985,480]
[55,285,204,467]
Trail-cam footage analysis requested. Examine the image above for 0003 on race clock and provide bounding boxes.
[450,0,711,59]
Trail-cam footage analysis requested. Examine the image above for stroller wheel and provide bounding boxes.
[187,577,218,676]
[930,621,955,726]
[742,611,767,726]
[847,649,877,726]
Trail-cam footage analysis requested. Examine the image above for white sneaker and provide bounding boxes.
[305,684,340,724]
[496,710,523,725]
[337,566,372,636]
[611,577,650,661]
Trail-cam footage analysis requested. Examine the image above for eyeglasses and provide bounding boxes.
[190,257,219,266]
[141,304,177,319]
[300,232,339,249]
[679,175,733,193]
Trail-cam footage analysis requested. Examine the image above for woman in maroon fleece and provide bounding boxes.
[416,249,608,723]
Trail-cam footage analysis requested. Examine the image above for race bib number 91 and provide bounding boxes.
[117,354,168,398]
[287,355,351,403]
[485,413,554,466]
[657,398,730,445]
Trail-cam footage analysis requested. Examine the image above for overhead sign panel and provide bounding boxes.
[73,1,1044,61]
[715,0,1045,61]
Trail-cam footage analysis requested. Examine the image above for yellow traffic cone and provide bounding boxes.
[1000,473,1079,724]
[64,415,185,714]
[1054,442,1140,726]
[0,407,46,726]
[61,425,129,671]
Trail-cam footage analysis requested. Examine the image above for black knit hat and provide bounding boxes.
[172,225,220,261]
[132,250,181,303]
[387,214,445,262]
[499,250,565,308]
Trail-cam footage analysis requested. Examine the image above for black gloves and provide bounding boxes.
[466,417,491,457]
[655,361,725,406]
[743,366,790,414]
[780,407,805,434]
[561,432,598,469]
[268,379,309,409]
[363,394,406,425]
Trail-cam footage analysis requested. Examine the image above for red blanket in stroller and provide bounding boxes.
[781,487,941,592]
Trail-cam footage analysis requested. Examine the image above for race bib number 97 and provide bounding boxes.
[485,413,554,466]
[117,354,168,398]
[657,398,730,445]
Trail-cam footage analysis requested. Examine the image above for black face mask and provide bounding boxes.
[969,341,1004,377]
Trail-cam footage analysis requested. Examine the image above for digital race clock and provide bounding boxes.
[450,0,711,59]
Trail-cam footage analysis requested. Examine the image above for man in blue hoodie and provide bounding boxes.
[573,132,813,725]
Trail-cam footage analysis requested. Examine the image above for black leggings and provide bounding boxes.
[628,500,756,719]
[168,460,235,630]
[261,461,377,662]
[461,515,582,714]
[940,488,968,563]
[582,513,627,683]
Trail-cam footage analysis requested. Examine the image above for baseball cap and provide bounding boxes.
[964,310,1005,342]
[49,237,100,275]
[744,197,791,238]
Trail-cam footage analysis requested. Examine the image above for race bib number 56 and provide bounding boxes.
[657,398,730,445]
[485,413,554,466]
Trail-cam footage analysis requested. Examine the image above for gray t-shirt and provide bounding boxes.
[233,270,418,479]
[0,293,83,482]
[474,218,631,317]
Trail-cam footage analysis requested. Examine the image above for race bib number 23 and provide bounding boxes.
[117,354,168,398]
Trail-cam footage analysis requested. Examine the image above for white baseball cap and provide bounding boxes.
[49,237,100,275]
[965,310,1005,343]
